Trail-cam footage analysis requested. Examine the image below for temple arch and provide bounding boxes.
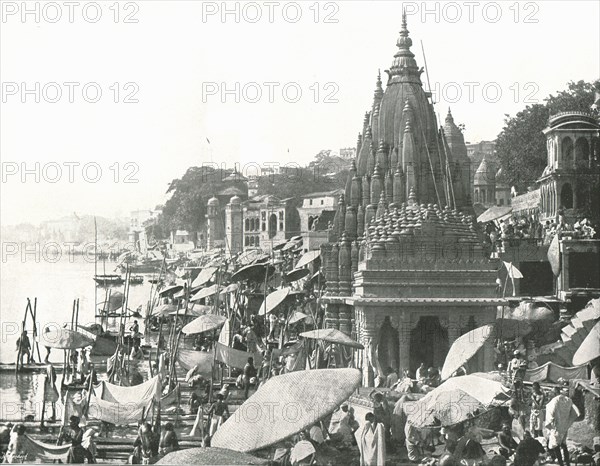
[562,136,573,166]
[561,183,573,209]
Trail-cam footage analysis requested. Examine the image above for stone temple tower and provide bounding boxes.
[206,196,221,250]
[225,195,243,257]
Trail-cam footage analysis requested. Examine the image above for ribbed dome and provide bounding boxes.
[230,195,242,205]
[208,196,219,207]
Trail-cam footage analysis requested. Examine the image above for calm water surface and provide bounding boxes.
[0,255,156,420]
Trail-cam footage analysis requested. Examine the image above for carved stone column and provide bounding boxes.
[362,311,378,387]
[398,311,411,375]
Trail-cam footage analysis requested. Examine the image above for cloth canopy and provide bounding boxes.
[215,342,263,369]
[88,376,161,425]
[176,349,214,373]
[15,435,71,463]
[38,328,95,350]
[524,362,587,383]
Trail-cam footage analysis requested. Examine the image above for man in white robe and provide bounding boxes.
[355,413,386,466]
[545,387,580,466]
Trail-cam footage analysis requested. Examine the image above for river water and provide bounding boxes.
[0,254,156,421]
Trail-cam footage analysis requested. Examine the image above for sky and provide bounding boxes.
[1,0,599,226]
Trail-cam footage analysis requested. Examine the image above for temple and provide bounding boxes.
[320,13,502,386]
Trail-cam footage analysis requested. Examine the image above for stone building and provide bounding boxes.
[206,194,300,255]
[538,111,600,224]
[320,13,502,386]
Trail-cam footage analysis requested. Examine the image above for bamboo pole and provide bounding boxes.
[33,298,42,363]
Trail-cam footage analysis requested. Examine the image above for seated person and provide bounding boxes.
[513,430,545,466]
[497,422,519,459]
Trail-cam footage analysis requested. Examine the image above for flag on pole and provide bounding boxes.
[503,261,523,279]
[503,261,523,297]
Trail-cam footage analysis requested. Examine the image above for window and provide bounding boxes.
[499,199,504,206]
[321,200,324,205]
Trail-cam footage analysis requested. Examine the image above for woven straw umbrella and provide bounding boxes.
[211,368,361,452]
[156,447,268,464]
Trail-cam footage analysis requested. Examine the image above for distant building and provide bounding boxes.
[298,188,343,251]
[129,209,160,253]
[339,147,357,159]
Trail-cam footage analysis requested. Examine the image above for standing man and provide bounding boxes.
[16,331,32,367]
[545,386,580,466]
[530,382,546,437]
[207,394,230,437]
[243,357,257,399]
[415,362,426,382]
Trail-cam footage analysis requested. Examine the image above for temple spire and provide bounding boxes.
[388,10,422,84]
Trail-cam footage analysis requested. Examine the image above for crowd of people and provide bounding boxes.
[483,214,597,256]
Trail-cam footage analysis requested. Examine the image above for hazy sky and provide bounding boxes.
[1,0,599,225]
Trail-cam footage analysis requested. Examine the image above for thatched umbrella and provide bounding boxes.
[182,314,227,335]
[441,324,495,380]
[156,447,268,465]
[300,328,364,349]
[211,368,361,452]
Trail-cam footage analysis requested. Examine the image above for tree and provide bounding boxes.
[160,166,232,233]
[496,80,599,192]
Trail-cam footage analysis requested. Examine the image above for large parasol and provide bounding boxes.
[572,320,600,366]
[169,304,212,317]
[258,287,291,315]
[39,328,95,350]
[158,284,184,296]
[295,250,321,269]
[153,304,178,317]
[182,314,227,335]
[156,447,268,465]
[476,206,512,224]
[441,324,495,380]
[211,368,361,452]
[300,328,364,349]
[190,284,221,302]
[289,311,309,325]
[407,373,509,428]
[285,268,310,282]
[230,263,275,283]
[192,267,217,288]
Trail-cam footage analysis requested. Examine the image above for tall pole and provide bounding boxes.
[94,216,98,330]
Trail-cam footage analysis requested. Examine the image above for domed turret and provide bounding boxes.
[474,156,495,186]
[208,196,219,207]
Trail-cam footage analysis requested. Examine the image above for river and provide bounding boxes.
[0,254,156,421]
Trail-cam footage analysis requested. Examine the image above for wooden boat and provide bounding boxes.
[94,274,124,286]
[130,275,144,285]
